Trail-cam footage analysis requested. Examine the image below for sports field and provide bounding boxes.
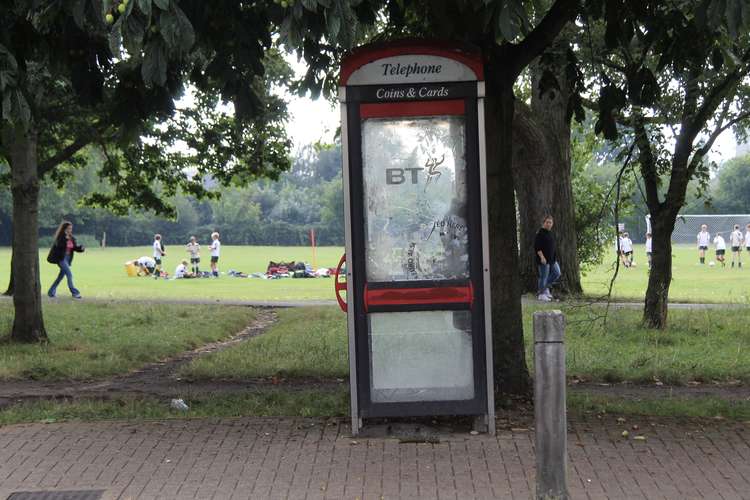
[0,246,343,302]
[0,243,747,303]
[582,244,750,303]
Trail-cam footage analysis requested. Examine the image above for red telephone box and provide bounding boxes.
[337,40,494,435]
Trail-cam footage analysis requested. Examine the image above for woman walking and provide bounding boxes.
[46,221,85,299]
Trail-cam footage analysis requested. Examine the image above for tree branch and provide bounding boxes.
[38,120,114,176]
[503,0,579,78]
[631,108,661,212]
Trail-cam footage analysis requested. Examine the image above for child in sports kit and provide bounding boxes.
[645,233,653,269]
[697,224,710,264]
[186,236,200,274]
[153,234,166,275]
[714,233,726,267]
[620,232,634,268]
[729,224,743,268]
[174,260,194,279]
[746,223,750,255]
[209,232,221,277]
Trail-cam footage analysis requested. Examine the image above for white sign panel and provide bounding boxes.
[347,55,478,85]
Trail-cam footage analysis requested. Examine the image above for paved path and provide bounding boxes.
[1,416,749,499]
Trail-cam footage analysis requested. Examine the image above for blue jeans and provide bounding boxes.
[48,255,80,297]
[538,262,561,294]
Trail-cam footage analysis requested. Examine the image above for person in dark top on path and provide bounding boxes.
[534,215,560,302]
[46,220,85,299]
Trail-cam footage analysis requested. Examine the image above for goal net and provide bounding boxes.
[667,214,750,244]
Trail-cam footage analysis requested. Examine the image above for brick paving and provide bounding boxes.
[0,416,749,499]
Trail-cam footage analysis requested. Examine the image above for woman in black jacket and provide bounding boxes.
[46,221,85,299]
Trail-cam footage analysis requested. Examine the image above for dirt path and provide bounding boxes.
[0,309,344,408]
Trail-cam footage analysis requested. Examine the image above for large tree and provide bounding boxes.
[0,0,364,342]
[586,0,750,328]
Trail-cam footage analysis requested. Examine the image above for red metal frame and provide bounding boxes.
[334,254,347,312]
[340,39,484,85]
[360,100,465,119]
[364,284,473,312]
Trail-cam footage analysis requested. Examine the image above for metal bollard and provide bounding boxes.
[534,310,569,500]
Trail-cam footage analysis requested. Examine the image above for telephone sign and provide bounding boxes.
[337,40,494,435]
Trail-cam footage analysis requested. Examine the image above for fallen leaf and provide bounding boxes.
[634,435,646,441]
[616,417,627,424]
[621,430,629,438]
[470,430,479,436]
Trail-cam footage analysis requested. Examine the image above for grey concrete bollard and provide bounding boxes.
[534,310,569,500]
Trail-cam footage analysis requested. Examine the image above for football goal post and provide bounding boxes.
[664,214,750,244]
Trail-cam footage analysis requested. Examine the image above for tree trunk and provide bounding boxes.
[3,124,47,343]
[643,211,676,328]
[3,256,13,296]
[512,42,581,296]
[485,85,531,397]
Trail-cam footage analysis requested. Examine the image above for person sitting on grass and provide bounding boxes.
[729,224,743,268]
[714,233,726,268]
[697,224,710,264]
[174,260,195,279]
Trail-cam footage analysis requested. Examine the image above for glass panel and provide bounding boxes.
[362,116,469,281]
[369,310,474,403]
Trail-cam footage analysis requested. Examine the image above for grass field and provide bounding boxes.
[179,305,750,386]
[0,245,343,302]
[1,243,747,303]
[0,302,256,380]
[581,244,749,303]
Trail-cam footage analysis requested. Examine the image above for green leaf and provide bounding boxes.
[301,0,318,11]
[497,3,519,41]
[153,0,169,10]
[137,0,152,17]
[1,92,11,122]
[725,0,743,38]
[172,4,195,52]
[123,14,146,55]
[325,10,341,40]
[109,18,123,57]
[142,39,168,86]
[159,8,180,51]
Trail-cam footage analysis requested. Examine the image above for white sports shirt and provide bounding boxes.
[620,237,633,253]
[730,230,743,247]
[714,235,726,250]
[697,231,711,247]
[210,239,221,257]
[746,231,750,247]
[153,240,164,258]
[645,238,652,253]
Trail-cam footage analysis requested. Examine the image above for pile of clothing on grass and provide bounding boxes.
[262,261,334,279]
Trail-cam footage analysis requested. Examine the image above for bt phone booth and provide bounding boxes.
[334,40,494,435]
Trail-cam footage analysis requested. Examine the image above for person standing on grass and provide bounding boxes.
[209,231,221,277]
[714,233,726,268]
[620,232,634,268]
[186,236,200,275]
[153,234,166,275]
[745,223,750,257]
[697,224,710,264]
[645,232,653,269]
[729,224,743,268]
[46,221,84,299]
[534,215,560,302]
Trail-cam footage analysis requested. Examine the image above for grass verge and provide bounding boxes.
[525,304,750,385]
[1,391,748,425]
[0,302,257,380]
[180,306,348,380]
[0,389,349,425]
[568,393,750,421]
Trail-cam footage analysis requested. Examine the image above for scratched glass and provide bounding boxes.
[369,310,474,403]
[361,116,469,281]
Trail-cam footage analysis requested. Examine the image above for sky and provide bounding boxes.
[283,54,741,162]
